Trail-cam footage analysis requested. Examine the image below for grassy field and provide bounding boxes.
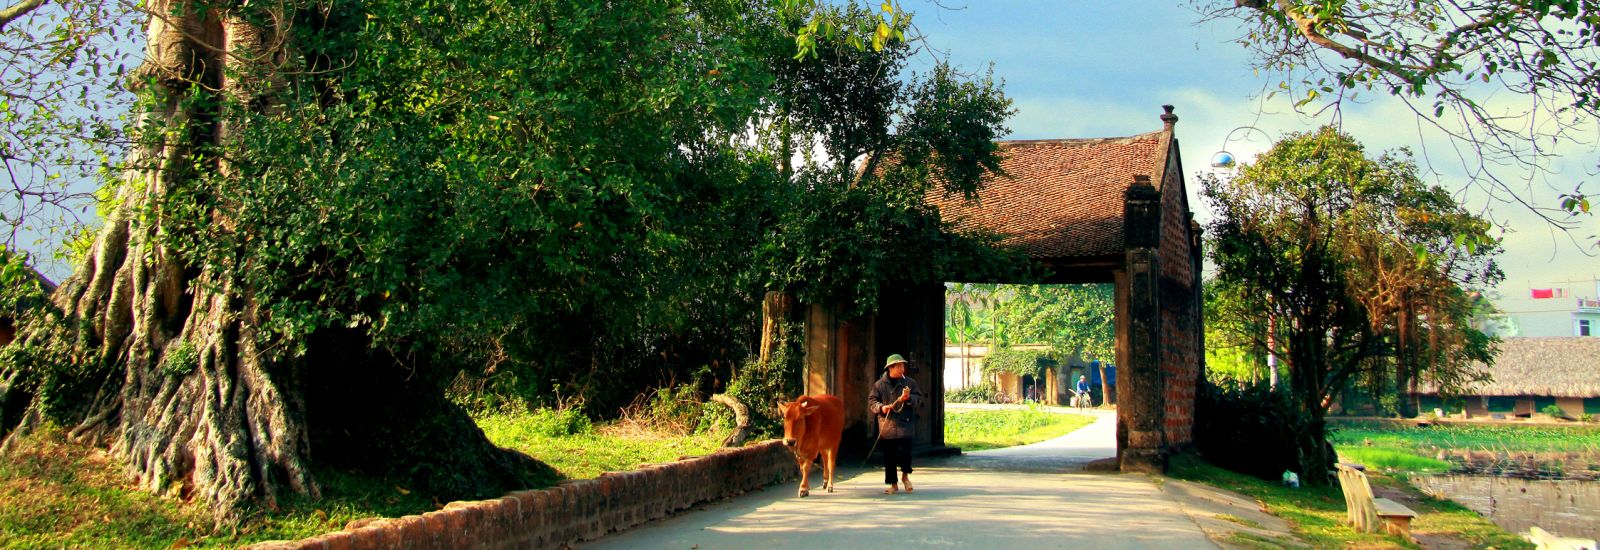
[0,412,733,548]
[476,412,725,479]
[1331,421,1600,455]
[943,406,1096,452]
[1330,420,1600,476]
[1169,454,1531,549]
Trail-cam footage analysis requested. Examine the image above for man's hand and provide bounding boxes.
[898,387,910,403]
[881,404,895,415]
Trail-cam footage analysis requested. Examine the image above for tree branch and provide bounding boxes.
[0,0,47,31]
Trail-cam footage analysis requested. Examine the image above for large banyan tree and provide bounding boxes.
[0,0,796,518]
[0,0,1024,520]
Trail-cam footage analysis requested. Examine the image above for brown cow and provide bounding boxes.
[779,394,844,497]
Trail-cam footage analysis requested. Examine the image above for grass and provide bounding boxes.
[0,430,209,549]
[1330,420,1600,477]
[475,412,725,479]
[1335,447,1452,473]
[0,411,732,548]
[1169,454,1532,550]
[1330,421,1600,455]
[943,406,1095,452]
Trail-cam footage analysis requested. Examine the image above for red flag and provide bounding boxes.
[1531,288,1554,299]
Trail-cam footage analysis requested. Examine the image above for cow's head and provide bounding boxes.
[779,396,822,448]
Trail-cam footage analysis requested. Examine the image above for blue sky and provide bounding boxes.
[904,0,1599,309]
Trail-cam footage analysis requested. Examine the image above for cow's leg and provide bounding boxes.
[797,457,811,497]
[822,449,836,492]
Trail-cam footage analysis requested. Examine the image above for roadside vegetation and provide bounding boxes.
[0,409,740,548]
[1170,454,1531,549]
[944,406,1095,452]
[1330,420,1600,478]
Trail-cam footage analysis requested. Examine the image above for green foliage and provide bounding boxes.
[1194,378,1335,486]
[725,321,804,439]
[945,381,997,404]
[945,284,1111,362]
[476,412,722,479]
[781,0,908,59]
[758,20,1029,314]
[1335,447,1453,473]
[1541,404,1567,418]
[159,340,198,378]
[1203,126,1501,437]
[943,407,1094,452]
[1213,0,1600,245]
[0,246,47,320]
[508,408,593,438]
[1330,421,1600,455]
[979,346,1047,377]
[0,0,137,249]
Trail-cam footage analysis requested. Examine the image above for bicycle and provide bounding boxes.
[1070,390,1090,411]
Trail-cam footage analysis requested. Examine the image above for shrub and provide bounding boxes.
[525,407,592,437]
[1540,404,1567,419]
[947,382,997,403]
[1194,378,1335,485]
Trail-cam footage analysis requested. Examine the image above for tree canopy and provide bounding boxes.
[1205,0,1598,240]
[1203,126,1502,480]
[0,0,1032,517]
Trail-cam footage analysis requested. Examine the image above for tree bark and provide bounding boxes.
[710,393,751,447]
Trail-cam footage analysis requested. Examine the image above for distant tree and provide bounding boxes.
[995,284,1115,363]
[1203,126,1501,481]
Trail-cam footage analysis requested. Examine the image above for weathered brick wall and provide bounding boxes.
[248,440,796,550]
[1156,150,1199,448]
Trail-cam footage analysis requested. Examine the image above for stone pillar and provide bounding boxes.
[1121,175,1166,473]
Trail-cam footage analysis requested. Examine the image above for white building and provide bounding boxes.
[1485,277,1600,338]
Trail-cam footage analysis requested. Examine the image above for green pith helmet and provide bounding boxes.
[885,354,907,368]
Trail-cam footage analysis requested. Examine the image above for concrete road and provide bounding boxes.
[581,409,1219,549]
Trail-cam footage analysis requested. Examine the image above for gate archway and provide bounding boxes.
[789,106,1203,473]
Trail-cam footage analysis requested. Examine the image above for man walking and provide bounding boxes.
[869,354,922,494]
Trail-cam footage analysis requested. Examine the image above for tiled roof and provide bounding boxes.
[926,131,1167,259]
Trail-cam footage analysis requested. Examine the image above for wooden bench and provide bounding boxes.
[1335,462,1418,539]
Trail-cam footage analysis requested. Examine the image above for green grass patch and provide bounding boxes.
[1169,454,1532,549]
[943,407,1095,452]
[0,430,209,549]
[476,411,726,480]
[0,429,443,548]
[1336,446,1452,473]
[1330,421,1600,455]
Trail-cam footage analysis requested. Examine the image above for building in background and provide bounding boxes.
[1413,337,1600,418]
[1484,277,1600,338]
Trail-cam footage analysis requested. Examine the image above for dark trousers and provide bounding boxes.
[882,438,913,484]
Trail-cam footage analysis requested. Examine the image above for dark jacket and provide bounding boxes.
[869,373,922,440]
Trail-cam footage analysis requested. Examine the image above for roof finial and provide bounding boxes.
[1160,105,1178,130]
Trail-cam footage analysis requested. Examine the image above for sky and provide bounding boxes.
[8,1,1596,315]
[902,0,1599,314]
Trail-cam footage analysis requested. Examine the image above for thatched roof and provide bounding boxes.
[1419,337,1600,398]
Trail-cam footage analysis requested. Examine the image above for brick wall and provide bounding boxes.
[247,441,796,550]
[1156,152,1199,448]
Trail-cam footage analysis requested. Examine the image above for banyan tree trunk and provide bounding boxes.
[0,0,547,520]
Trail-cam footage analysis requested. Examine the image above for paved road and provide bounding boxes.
[582,408,1219,549]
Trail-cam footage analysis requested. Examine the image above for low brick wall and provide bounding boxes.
[250,440,795,550]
